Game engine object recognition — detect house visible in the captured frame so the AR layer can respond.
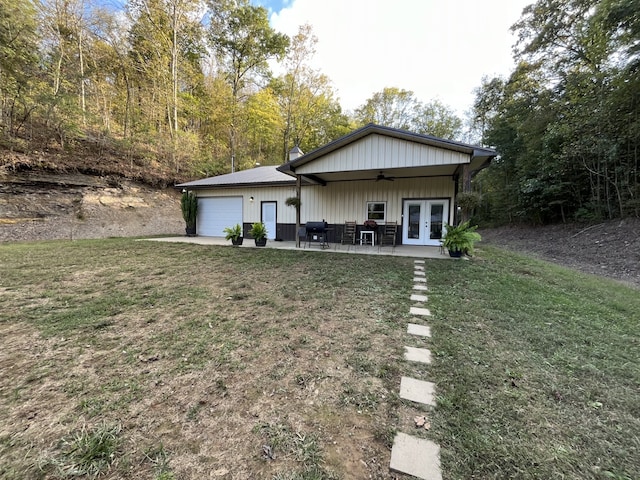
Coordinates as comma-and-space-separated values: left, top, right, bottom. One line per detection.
176, 124, 497, 246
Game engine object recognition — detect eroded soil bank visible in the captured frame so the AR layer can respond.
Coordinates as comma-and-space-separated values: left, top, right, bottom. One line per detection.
0, 170, 184, 242
480, 218, 640, 288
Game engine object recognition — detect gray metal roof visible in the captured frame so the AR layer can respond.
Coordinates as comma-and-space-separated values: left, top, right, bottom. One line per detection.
176, 166, 296, 189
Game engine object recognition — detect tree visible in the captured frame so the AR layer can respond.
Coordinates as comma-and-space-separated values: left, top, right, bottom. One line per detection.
206, 0, 288, 172
354, 87, 463, 139
38, 0, 92, 145
414, 100, 462, 139
473, 0, 640, 224
273, 24, 348, 161
126, 0, 205, 172
354, 87, 417, 130
471, 76, 506, 144
0, 0, 40, 137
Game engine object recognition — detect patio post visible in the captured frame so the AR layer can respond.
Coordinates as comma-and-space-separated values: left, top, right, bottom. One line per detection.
295, 174, 301, 248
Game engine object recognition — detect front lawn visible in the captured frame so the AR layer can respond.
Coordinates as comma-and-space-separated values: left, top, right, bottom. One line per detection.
0, 239, 637, 479
426, 247, 639, 480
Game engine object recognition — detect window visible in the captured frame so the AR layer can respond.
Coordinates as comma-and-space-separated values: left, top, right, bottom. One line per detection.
366, 202, 386, 222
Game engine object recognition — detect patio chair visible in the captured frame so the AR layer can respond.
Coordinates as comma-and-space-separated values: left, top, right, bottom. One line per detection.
298, 226, 308, 248
379, 221, 397, 249
341, 221, 357, 245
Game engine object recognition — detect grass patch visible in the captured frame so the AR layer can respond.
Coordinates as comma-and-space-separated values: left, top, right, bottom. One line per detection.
0, 239, 637, 479
48, 422, 122, 478
0, 238, 410, 479
424, 246, 639, 479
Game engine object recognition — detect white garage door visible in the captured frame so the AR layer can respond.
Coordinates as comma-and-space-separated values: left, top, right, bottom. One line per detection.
197, 197, 243, 237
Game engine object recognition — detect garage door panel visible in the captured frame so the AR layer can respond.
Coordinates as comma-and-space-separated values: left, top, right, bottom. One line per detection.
197, 197, 243, 237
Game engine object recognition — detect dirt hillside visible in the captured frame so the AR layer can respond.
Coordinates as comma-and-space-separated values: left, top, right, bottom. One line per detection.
0, 170, 184, 242
480, 218, 640, 288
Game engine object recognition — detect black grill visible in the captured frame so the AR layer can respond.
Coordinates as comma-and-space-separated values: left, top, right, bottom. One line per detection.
304, 221, 330, 248
305, 221, 328, 234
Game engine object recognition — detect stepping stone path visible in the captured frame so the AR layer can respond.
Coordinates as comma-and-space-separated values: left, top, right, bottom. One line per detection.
404, 346, 432, 364
410, 306, 431, 317
407, 323, 431, 337
400, 377, 436, 405
390, 433, 442, 480
390, 259, 442, 480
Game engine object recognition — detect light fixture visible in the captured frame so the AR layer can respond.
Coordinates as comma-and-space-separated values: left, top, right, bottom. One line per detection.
249, 196, 254, 202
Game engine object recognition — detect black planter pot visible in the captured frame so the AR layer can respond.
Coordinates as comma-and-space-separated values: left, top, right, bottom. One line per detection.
185, 225, 196, 237
254, 238, 267, 247
231, 237, 244, 246
448, 249, 463, 258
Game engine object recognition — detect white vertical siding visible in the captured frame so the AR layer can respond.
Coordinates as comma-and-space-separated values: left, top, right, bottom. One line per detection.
196, 175, 456, 228
297, 134, 469, 174
300, 177, 456, 224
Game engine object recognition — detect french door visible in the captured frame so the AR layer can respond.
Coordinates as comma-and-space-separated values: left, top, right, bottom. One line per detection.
402, 199, 450, 246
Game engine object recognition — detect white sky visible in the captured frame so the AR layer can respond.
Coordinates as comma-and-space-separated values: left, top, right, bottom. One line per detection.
265, 0, 532, 117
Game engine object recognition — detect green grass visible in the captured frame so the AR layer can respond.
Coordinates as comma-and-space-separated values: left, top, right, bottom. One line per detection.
424, 246, 639, 480
0, 238, 411, 479
48, 422, 122, 478
0, 238, 637, 479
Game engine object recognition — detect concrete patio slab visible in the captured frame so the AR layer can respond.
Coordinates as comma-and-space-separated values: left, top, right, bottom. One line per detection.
143, 237, 449, 259
407, 323, 431, 337
390, 432, 442, 480
400, 377, 436, 406
411, 294, 428, 302
410, 306, 431, 316
404, 346, 432, 364
413, 284, 428, 291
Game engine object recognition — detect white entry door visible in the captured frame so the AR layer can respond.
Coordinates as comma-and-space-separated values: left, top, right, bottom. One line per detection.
402, 199, 449, 246
261, 202, 277, 240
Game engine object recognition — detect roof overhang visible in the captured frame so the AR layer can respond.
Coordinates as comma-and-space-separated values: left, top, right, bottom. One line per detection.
277, 123, 497, 184
175, 180, 296, 190
176, 125, 498, 190
278, 124, 497, 183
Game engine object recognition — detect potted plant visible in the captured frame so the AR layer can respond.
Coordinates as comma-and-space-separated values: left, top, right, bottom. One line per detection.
180, 190, 197, 236
249, 222, 268, 246
223, 223, 243, 246
285, 196, 301, 210
363, 219, 378, 230
442, 221, 481, 257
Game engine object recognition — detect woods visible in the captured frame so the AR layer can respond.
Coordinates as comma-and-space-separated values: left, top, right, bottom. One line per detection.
0, 0, 353, 178
472, 0, 640, 223
1, 0, 638, 224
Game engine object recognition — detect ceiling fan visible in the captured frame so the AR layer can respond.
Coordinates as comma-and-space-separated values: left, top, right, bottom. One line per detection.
375, 171, 395, 182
